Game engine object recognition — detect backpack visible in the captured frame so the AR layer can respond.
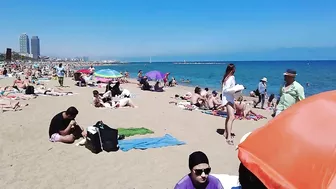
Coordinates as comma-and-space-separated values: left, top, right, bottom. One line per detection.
25, 86, 35, 94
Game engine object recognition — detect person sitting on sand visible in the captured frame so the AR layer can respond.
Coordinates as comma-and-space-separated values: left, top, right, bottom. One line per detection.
191, 87, 206, 108
111, 81, 122, 97
154, 81, 164, 92
140, 76, 152, 91
206, 91, 222, 110
168, 77, 177, 87
201, 87, 209, 97
93, 90, 136, 108
174, 151, 223, 189
49, 106, 86, 143
105, 81, 113, 93
235, 96, 258, 118
13, 76, 26, 89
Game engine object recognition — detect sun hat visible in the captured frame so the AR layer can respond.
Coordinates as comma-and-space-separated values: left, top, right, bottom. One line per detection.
236, 132, 252, 150
261, 77, 267, 82
283, 69, 297, 77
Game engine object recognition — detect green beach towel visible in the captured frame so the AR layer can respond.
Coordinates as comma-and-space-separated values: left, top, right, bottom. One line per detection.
118, 127, 154, 137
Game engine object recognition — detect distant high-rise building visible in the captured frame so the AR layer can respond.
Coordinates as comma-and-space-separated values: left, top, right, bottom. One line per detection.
31, 36, 40, 59
19, 33, 30, 54
83, 56, 89, 62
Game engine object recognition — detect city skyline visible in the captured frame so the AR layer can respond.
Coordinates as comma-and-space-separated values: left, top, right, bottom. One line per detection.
31, 36, 40, 59
1, 0, 336, 61
19, 33, 30, 54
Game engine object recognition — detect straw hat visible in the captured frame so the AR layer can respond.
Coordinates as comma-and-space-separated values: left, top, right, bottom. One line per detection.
261, 77, 267, 82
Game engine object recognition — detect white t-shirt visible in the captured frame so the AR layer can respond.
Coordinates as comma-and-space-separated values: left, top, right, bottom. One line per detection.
55, 66, 65, 77
89, 67, 95, 72
222, 76, 236, 105
258, 82, 267, 94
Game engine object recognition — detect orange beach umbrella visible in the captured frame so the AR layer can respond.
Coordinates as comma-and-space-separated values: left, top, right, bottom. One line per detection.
238, 90, 336, 189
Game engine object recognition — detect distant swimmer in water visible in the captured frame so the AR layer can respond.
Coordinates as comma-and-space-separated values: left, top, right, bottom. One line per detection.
306, 82, 310, 87
181, 78, 190, 83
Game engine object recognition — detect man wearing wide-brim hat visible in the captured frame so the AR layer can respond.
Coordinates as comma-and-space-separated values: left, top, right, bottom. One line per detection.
275, 69, 305, 116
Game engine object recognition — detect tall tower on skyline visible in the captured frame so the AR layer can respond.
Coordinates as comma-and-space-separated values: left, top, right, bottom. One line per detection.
19, 33, 30, 54
31, 36, 40, 59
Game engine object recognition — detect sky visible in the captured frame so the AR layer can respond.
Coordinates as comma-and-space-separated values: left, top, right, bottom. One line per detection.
1, 0, 336, 61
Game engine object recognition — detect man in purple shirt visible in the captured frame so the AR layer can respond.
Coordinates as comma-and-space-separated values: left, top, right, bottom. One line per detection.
175, 151, 224, 189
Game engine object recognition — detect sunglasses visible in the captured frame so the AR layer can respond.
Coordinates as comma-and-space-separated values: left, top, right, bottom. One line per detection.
193, 167, 211, 176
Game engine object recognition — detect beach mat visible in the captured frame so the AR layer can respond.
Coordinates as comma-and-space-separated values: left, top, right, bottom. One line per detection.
117, 127, 154, 137
118, 134, 185, 152
211, 174, 241, 189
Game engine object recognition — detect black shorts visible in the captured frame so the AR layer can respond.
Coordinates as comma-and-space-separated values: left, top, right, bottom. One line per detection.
194, 102, 201, 107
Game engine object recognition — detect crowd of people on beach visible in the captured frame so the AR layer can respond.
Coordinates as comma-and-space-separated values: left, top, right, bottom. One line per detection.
1, 60, 307, 188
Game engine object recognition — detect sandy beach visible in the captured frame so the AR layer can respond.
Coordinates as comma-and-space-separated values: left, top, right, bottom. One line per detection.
0, 77, 271, 189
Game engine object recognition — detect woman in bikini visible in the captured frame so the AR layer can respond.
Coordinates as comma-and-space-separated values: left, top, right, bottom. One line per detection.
221, 64, 237, 145
235, 96, 258, 118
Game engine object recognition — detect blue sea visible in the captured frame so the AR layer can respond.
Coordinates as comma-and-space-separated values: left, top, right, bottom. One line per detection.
96, 60, 336, 97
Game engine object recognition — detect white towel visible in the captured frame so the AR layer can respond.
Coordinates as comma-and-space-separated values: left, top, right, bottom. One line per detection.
211, 174, 240, 189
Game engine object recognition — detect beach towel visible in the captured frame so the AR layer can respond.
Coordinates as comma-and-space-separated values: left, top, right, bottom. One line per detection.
201, 110, 228, 118
202, 110, 266, 121
235, 114, 266, 121
118, 134, 185, 152
117, 127, 154, 137
211, 174, 241, 189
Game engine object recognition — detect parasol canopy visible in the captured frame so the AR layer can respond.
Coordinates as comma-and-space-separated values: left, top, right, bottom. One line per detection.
145, 70, 165, 81
94, 69, 122, 78
76, 69, 91, 74
238, 90, 336, 189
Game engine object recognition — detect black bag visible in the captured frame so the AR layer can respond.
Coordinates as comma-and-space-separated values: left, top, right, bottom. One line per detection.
85, 126, 103, 154
25, 86, 35, 94
254, 88, 260, 96
94, 121, 119, 152
95, 121, 119, 152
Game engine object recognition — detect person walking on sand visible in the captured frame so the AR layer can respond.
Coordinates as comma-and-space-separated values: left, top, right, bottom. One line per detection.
55, 63, 65, 87
254, 77, 267, 109
275, 69, 305, 116
221, 63, 238, 145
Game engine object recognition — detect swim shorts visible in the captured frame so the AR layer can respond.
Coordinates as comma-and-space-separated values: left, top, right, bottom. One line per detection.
50, 133, 61, 142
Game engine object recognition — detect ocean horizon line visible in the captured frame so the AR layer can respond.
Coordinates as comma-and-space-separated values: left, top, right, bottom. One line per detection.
125, 60, 336, 63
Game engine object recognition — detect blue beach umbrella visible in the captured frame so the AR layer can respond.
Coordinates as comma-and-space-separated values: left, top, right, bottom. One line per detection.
94, 69, 123, 78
